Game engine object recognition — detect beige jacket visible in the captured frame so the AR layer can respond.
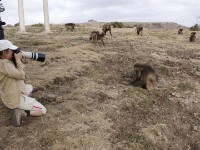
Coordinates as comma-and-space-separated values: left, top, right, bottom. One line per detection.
0, 59, 26, 109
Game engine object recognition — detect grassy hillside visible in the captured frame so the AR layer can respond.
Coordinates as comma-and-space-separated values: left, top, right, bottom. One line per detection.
0, 23, 200, 150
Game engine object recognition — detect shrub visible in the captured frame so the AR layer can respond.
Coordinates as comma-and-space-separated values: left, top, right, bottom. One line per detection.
31, 23, 44, 27
111, 22, 124, 28
14, 22, 19, 27
190, 24, 199, 31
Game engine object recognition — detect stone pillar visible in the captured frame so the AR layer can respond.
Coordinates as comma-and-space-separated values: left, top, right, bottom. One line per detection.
18, 0, 26, 32
43, 0, 51, 33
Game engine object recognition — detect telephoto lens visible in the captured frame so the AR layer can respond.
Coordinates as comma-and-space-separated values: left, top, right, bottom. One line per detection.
22, 51, 45, 62
13, 48, 45, 62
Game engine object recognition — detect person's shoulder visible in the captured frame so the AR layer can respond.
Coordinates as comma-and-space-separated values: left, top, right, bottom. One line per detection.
0, 59, 12, 64
0, 59, 10, 69
0, 59, 10, 62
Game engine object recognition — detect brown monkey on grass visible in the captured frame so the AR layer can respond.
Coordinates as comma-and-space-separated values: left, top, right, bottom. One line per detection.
89, 31, 106, 46
102, 24, 112, 36
189, 32, 196, 42
136, 26, 143, 36
65, 23, 76, 31
191, 32, 196, 36
132, 63, 158, 90
178, 29, 183, 35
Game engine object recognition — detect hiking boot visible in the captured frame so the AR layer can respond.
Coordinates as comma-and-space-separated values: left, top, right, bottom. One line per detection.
11, 109, 27, 127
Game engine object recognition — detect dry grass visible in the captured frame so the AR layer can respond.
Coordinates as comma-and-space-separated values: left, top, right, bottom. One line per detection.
0, 23, 200, 150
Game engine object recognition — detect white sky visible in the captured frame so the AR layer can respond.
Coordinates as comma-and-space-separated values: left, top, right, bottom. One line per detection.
1, 0, 200, 27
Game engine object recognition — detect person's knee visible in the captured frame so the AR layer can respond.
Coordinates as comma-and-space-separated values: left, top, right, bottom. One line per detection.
42, 107, 47, 115
23, 84, 33, 96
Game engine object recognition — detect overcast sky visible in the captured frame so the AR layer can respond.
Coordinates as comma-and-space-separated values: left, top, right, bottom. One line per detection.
1, 0, 200, 27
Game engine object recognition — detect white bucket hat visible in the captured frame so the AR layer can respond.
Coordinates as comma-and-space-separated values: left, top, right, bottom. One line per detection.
0, 40, 18, 51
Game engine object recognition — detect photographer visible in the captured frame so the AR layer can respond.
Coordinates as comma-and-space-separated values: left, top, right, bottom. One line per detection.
0, 40, 47, 127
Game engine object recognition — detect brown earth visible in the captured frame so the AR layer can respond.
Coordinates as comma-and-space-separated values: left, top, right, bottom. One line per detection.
0, 23, 200, 150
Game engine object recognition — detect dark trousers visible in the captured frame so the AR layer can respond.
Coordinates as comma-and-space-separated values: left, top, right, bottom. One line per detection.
0, 27, 4, 40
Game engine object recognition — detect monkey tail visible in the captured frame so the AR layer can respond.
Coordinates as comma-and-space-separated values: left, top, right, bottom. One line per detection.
146, 73, 157, 91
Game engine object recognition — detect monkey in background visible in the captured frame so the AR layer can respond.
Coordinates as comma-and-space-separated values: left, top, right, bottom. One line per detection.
132, 63, 158, 91
89, 31, 106, 46
65, 23, 76, 31
102, 24, 112, 36
178, 29, 183, 35
136, 26, 143, 36
189, 32, 196, 42
191, 32, 196, 35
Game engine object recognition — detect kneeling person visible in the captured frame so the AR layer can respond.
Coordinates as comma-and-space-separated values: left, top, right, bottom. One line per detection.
0, 40, 47, 127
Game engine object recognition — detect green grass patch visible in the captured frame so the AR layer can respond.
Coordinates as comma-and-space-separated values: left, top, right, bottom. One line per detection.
122, 58, 133, 65
86, 68, 104, 78
139, 96, 154, 109
159, 66, 169, 76
128, 87, 141, 95
177, 82, 194, 91
115, 131, 157, 149
32, 40, 44, 46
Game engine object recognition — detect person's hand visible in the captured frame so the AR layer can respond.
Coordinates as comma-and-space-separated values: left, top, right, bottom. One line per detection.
14, 52, 23, 61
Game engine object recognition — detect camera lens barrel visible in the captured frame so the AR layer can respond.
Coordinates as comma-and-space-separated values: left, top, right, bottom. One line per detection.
37, 53, 45, 62
22, 51, 45, 62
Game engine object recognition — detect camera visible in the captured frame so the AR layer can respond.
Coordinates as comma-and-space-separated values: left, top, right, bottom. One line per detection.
14, 48, 45, 62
